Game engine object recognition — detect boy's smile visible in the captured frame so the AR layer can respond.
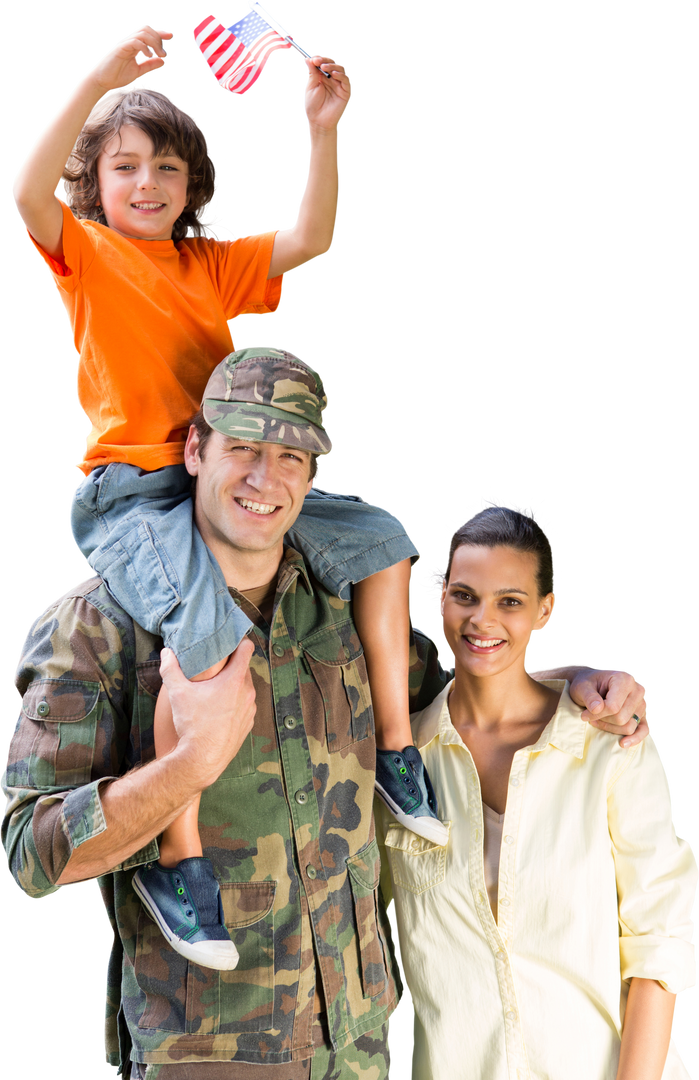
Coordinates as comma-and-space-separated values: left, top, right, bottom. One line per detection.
96, 124, 189, 241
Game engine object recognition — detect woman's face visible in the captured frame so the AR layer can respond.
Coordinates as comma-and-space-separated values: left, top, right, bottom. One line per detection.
441, 545, 554, 679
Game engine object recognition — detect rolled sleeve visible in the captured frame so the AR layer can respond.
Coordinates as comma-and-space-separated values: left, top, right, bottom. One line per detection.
609, 740, 697, 993
3, 778, 110, 896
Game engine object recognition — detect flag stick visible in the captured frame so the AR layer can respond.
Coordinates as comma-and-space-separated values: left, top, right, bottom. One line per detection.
246, 0, 332, 75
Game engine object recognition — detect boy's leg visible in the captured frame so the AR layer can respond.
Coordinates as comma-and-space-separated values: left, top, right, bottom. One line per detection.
153, 658, 228, 868
353, 561, 412, 752
288, 490, 447, 843
71, 462, 253, 677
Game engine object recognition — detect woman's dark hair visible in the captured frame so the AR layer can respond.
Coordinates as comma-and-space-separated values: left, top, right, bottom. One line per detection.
63, 89, 215, 243
445, 507, 553, 597
188, 408, 319, 479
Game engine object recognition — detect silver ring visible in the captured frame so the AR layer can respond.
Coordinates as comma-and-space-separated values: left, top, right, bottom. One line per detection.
631, 713, 640, 727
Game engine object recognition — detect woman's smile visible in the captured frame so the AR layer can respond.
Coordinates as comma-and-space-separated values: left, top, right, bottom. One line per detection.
463, 635, 507, 653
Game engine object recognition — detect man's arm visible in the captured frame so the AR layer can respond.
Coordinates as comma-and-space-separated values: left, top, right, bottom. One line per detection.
58, 646, 256, 883
533, 666, 648, 747
13, 26, 171, 258
3, 591, 255, 895
267, 57, 351, 278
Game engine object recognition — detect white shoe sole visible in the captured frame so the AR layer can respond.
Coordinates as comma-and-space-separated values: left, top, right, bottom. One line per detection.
375, 783, 450, 846
133, 872, 240, 971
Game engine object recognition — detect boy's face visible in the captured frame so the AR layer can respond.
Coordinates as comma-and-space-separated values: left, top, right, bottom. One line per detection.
96, 125, 189, 241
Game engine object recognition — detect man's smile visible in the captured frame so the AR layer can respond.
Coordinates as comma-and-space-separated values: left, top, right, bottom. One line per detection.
235, 497, 279, 516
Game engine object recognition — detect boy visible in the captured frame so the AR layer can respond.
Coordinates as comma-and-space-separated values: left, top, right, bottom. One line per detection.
14, 26, 445, 968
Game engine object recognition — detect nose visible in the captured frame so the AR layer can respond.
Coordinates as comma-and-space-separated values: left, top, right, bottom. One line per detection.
469, 601, 495, 629
136, 164, 160, 190
245, 454, 278, 495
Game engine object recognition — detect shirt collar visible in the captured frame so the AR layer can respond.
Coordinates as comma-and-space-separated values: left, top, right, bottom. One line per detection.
412, 678, 586, 759
227, 546, 313, 615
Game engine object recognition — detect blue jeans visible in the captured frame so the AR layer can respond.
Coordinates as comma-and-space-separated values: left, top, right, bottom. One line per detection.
71, 464, 417, 678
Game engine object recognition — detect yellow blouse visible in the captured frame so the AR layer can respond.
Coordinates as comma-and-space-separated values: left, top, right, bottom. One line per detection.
377, 681, 696, 1080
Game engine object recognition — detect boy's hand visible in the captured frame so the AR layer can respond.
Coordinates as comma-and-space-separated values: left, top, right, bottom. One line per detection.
304, 57, 351, 132
90, 27, 173, 93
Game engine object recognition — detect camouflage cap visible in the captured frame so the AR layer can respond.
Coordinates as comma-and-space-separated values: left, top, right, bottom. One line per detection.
202, 348, 332, 455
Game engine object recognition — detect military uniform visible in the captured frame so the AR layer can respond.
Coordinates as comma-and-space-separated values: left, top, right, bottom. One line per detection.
3, 558, 447, 1075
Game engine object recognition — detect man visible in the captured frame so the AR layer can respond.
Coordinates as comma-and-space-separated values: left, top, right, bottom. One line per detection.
2, 348, 646, 1079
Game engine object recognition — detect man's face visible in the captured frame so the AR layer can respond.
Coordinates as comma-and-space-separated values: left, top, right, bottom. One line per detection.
184, 429, 313, 563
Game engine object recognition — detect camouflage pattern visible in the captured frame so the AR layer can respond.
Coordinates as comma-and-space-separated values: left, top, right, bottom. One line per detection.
3, 558, 448, 1072
202, 348, 332, 455
130, 1022, 389, 1077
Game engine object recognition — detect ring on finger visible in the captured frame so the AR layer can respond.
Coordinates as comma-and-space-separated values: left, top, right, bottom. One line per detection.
631, 713, 640, 728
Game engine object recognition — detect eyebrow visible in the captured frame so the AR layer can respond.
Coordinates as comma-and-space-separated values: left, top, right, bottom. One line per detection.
222, 438, 308, 458
107, 150, 184, 160
449, 581, 529, 596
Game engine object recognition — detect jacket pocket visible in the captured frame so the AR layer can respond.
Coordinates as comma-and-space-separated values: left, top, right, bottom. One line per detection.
346, 838, 387, 998
218, 881, 276, 1033
302, 623, 373, 751
10, 678, 101, 788
383, 822, 451, 895
135, 881, 277, 1036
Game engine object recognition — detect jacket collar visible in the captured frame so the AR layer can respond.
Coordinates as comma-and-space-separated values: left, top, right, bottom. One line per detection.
413, 678, 586, 759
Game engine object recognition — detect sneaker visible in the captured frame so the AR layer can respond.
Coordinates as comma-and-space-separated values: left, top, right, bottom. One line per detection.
375, 746, 449, 846
133, 857, 239, 970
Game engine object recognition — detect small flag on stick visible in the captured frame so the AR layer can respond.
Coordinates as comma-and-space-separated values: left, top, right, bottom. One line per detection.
191, 3, 328, 96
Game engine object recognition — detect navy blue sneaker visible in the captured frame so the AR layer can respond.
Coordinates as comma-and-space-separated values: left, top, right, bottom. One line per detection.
375, 746, 449, 845
133, 857, 239, 970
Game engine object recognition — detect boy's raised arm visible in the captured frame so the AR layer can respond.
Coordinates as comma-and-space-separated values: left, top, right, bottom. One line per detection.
13, 26, 171, 260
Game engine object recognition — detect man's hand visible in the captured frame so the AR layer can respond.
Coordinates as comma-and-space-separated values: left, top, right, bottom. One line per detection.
569, 668, 648, 747
161, 639, 257, 788
304, 57, 351, 132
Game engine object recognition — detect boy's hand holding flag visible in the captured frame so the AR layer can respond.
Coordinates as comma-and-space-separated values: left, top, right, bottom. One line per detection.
194, 3, 336, 94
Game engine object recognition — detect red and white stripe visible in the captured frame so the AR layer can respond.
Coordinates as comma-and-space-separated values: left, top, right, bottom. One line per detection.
194, 15, 292, 95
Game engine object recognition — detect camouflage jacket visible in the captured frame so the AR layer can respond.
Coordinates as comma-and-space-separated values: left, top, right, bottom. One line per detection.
2, 547, 448, 1071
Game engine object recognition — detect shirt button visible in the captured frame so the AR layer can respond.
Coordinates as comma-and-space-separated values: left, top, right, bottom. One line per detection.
500, 898, 510, 907
295, 790, 308, 805
306, 865, 317, 879
510, 777, 520, 787
272, 644, 284, 657
284, 715, 297, 729
496, 950, 505, 959
506, 1010, 517, 1021
37, 701, 50, 717
343, 646, 351, 659
504, 835, 514, 845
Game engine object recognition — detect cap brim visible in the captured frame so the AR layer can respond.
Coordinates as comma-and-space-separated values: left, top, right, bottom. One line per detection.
202, 400, 332, 455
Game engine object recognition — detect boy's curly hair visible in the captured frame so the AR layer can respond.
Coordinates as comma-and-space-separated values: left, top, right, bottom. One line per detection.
63, 89, 215, 243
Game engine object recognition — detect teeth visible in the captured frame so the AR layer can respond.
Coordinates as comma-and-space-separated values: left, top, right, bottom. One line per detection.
466, 636, 505, 648
132, 202, 164, 209
236, 498, 276, 515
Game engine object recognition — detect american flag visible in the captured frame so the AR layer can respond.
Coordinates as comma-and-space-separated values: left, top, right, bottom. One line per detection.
194, 10, 292, 94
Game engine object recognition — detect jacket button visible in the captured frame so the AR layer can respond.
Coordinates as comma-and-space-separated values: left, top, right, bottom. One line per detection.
343, 646, 351, 659
37, 701, 50, 717
272, 644, 284, 657
284, 715, 297, 729
295, 790, 308, 805
306, 865, 317, 879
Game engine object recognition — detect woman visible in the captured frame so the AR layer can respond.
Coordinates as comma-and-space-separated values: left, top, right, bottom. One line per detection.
377, 508, 696, 1080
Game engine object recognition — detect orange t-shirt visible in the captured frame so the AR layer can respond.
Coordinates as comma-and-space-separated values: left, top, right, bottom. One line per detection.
34, 201, 282, 474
